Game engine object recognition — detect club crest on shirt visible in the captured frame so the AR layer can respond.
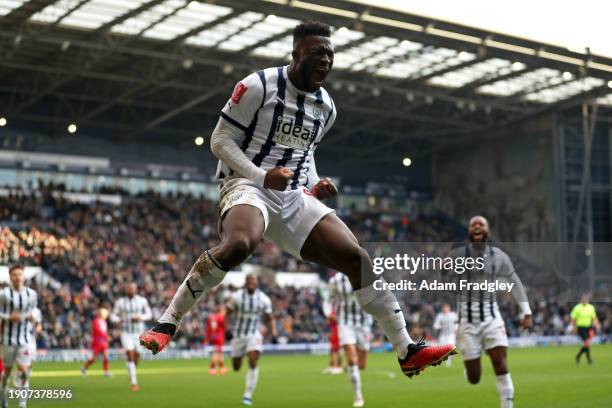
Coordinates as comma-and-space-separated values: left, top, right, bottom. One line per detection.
312, 105, 324, 122
231, 82, 248, 104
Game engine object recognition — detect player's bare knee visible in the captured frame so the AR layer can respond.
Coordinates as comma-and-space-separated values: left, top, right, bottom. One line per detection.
218, 235, 257, 267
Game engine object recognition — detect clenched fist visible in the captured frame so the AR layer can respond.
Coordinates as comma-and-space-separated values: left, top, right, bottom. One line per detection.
311, 178, 338, 200
264, 166, 294, 191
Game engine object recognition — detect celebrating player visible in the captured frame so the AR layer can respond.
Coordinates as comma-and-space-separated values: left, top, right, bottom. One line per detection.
325, 272, 372, 407
205, 304, 228, 375
570, 294, 600, 365
226, 275, 277, 406
433, 304, 457, 367
81, 307, 112, 377
111, 283, 152, 391
140, 20, 455, 379
0, 264, 39, 408
452, 216, 532, 408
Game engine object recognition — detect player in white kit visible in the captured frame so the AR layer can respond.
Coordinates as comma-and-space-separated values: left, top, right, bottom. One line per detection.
111, 283, 152, 391
325, 272, 372, 407
0, 264, 40, 408
141, 20, 455, 380
433, 304, 457, 367
451, 216, 532, 408
226, 275, 277, 406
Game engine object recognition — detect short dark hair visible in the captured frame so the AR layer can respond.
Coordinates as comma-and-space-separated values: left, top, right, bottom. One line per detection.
293, 20, 331, 44
9, 264, 24, 275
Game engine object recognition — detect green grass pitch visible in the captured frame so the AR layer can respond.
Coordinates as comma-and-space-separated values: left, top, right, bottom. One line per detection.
24, 345, 611, 408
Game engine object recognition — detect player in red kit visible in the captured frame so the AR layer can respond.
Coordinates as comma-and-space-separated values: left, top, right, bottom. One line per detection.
323, 309, 343, 374
205, 305, 228, 375
82, 308, 112, 377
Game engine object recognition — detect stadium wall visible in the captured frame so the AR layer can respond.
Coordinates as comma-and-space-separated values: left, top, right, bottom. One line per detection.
431, 116, 558, 241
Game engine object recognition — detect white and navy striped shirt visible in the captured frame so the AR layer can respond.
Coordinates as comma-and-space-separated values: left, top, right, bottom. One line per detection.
450, 244, 531, 323
228, 288, 272, 339
112, 295, 152, 334
328, 274, 372, 329
219, 65, 336, 190
0, 286, 38, 347
433, 311, 458, 338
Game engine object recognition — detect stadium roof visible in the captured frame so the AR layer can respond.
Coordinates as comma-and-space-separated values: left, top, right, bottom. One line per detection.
1, 0, 612, 164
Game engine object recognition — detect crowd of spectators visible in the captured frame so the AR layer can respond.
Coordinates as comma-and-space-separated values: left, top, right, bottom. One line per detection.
1, 184, 610, 350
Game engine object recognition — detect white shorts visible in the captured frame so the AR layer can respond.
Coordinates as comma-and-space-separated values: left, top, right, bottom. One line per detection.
2, 344, 35, 367
231, 334, 263, 358
338, 324, 371, 351
456, 317, 508, 361
219, 177, 334, 259
121, 332, 143, 353
439, 334, 456, 346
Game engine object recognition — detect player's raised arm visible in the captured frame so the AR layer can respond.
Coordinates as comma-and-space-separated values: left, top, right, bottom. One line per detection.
212, 75, 293, 190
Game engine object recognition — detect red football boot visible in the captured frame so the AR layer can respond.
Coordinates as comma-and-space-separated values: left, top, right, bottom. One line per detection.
139, 323, 176, 355
398, 337, 457, 378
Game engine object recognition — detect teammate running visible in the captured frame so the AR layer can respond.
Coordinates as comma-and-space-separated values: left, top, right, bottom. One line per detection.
433, 304, 457, 367
140, 20, 455, 379
570, 295, 600, 365
111, 283, 152, 391
325, 272, 372, 407
205, 304, 228, 375
0, 264, 39, 408
226, 275, 277, 406
81, 307, 112, 377
452, 216, 532, 408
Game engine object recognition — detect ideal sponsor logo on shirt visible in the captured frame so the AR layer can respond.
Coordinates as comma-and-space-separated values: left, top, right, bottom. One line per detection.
272, 117, 315, 150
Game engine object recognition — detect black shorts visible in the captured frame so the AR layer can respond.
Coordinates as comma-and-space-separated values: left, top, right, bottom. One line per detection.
577, 326, 592, 341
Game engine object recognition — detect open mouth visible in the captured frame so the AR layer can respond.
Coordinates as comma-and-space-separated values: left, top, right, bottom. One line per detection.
313, 68, 328, 84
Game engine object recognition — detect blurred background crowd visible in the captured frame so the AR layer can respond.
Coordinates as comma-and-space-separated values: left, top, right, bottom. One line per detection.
1, 184, 610, 350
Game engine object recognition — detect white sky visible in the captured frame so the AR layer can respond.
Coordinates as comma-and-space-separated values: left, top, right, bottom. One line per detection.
349, 0, 612, 58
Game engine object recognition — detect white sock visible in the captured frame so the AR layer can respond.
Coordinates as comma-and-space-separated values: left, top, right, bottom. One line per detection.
127, 362, 137, 385
17, 370, 30, 408
244, 367, 259, 399
348, 364, 362, 401
496, 373, 514, 408
158, 251, 227, 326
354, 281, 413, 359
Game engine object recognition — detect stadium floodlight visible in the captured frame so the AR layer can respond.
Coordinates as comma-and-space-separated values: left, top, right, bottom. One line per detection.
68, 124, 77, 134
0, 117, 6, 127
402, 157, 412, 167
195, 136, 205, 146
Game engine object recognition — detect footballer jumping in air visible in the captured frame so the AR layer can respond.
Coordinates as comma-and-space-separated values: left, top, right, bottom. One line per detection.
0, 264, 40, 408
324, 272, 373, 407
140, 20, 455, 379
81, 307, 112, 378
226, 275, 277, 406
451, 216, 532, 408
111, 283, 152, 391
